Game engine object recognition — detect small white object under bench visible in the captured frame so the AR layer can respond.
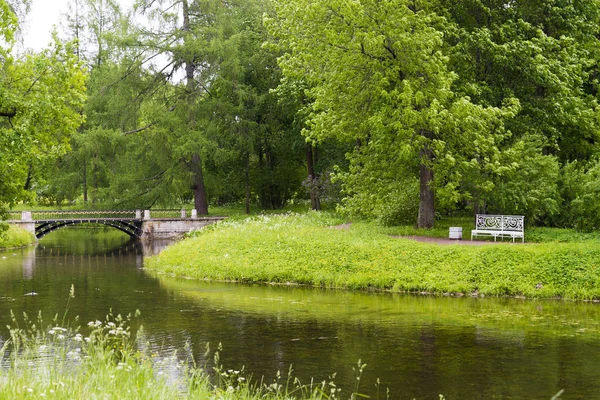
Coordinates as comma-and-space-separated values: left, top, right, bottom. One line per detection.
471, 214, 525, 243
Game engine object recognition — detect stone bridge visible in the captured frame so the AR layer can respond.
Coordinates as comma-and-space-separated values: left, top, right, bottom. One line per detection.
7, 210, 224, 240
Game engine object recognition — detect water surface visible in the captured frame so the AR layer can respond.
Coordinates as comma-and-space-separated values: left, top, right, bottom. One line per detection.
0, 228, 599, 399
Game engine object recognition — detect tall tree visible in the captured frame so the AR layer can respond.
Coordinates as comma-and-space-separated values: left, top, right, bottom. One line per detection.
435, 0, 600, 220
268, 0, 516, 227
130, 0, 307, 213
0, 0, 86, 211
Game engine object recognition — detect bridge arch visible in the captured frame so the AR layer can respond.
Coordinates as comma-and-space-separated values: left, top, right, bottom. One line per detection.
35, 220, 143, 239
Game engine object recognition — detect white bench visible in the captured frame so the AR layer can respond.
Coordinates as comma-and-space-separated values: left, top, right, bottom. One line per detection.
471, 214, 524, 242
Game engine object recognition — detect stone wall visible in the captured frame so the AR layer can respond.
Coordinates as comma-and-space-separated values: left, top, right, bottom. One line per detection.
140, 217, 225, 239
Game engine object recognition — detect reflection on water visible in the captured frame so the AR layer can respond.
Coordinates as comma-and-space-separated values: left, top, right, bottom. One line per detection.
0, 227, 599, 398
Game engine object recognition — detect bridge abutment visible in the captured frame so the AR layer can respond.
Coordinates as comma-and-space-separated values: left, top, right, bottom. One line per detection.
140, 217, 224, 239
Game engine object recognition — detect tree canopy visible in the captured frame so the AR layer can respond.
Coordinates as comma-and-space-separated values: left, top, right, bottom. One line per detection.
0, 0, 86, 211
5, 0, 600, 230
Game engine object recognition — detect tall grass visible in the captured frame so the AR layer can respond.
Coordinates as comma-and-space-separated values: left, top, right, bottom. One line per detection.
0, 307, 374, 400
145, 212, 600, 300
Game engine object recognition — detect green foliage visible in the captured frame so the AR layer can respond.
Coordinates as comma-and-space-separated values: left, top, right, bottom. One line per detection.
437, 0, 600, 221
0, 3, 86, 210
525, 227, 600, 243
568, 159, 600, 231
0, 225, 35, 249
267, 0, 519, 227
147, 213, 600, 300
443, 0, 600, 162
484, 135, 561, 222
339, 172, 420, 226
10, 0, 600, 230
39, 0, 310, 212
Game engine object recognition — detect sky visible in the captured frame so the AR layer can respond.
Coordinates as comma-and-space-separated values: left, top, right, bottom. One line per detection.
21, 0, 135, 52
22, 0, 72, 51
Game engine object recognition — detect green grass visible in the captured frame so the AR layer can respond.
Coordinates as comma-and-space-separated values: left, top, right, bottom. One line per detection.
379, 217, 600, 243
0, 310, 366, 400
145, 212, 600, 300
0, 225, 36, 250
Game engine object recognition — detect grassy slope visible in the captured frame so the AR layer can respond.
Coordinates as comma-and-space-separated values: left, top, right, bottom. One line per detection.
145, 212, 600, 300
0, 225, 36, 249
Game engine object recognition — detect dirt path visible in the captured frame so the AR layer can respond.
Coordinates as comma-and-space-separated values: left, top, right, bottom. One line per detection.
332, 223, 524, 244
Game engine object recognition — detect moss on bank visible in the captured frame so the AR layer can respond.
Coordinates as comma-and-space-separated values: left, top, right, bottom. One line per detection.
0, 225, 36, 249
145, 212, 600, 300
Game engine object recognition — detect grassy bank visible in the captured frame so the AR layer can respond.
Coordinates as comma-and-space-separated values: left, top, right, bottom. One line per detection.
0, 225, 36, 250
145, 212, 600, 300
0, 312, 363, 400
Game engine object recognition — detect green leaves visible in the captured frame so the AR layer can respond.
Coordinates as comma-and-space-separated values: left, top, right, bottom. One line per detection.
0, 0, 17, 45
0, 25, 86, 209
269, 0, 517, 225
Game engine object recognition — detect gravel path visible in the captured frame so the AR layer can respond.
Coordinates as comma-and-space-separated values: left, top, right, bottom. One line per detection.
332, 223, 525, 244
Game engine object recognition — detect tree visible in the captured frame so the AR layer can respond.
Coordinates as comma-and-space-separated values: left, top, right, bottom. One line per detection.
268, 0, 516, 227
129, 0, 307, 213
434, 0, 600, 221
37, 0, 147, 207
0, 0, 86, 211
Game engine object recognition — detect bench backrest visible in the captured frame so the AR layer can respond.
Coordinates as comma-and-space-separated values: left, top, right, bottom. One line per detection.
475, 214, 524, 232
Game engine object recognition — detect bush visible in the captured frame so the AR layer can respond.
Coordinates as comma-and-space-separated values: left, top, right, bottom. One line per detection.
0, 225, 35, 249
551, 158, 600, 232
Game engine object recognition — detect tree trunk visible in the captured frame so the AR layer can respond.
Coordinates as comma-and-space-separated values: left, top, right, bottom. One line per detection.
191, 153, 209, 215
23, 163, 33, 191
474, 198, 486, 216
245, 151, 250, 214
306, 143, 321, 211
92, 156, 98, 206
183, 0, 209, 215
417, 131, 434, 228
82, 161, 88, 204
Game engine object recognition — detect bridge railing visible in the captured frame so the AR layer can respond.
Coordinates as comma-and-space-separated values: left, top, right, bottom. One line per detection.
6, 211, 23, 221
5, 209, 199, 221
31, 210, 140, 221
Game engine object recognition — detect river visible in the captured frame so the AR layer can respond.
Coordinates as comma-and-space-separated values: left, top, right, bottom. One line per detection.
1, 228, 599, 399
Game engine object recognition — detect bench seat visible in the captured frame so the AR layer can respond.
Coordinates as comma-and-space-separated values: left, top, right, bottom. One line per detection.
471, 215, 524, 243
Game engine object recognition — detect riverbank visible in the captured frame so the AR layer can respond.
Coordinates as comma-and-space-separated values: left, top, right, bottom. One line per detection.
145, 212, 600, 300
1, 313, 351, 399
0, 225, 36, 250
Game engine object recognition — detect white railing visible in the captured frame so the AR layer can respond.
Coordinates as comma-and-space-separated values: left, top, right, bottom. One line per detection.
5, 209, 201, 221
471, 214, 525, 242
